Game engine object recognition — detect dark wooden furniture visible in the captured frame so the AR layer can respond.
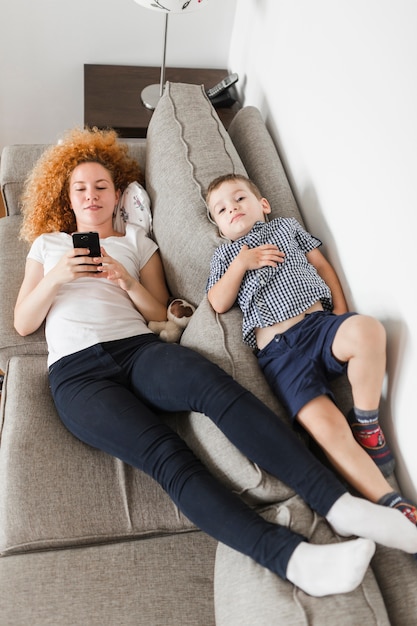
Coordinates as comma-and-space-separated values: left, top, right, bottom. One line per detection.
84, 64, 240, 138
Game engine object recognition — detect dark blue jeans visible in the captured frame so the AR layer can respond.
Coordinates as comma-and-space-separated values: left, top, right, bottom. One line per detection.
49, 334, 346, 580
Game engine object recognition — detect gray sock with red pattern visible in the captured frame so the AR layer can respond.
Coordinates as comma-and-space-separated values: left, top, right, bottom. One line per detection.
347, 408, 395, 476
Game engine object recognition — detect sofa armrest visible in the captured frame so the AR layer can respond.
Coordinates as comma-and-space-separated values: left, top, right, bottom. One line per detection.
0, 216, 47, 372
0, 145, 49, 216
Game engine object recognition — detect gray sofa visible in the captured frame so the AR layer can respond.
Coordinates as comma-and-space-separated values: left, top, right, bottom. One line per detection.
1, 82, 416, 625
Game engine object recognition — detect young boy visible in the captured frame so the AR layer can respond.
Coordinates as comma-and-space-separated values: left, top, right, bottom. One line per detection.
206, 173, 417, 525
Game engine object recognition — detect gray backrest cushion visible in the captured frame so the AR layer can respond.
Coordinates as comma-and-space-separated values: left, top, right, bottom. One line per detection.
146, 82, 247, 307
227, 106, 303, 223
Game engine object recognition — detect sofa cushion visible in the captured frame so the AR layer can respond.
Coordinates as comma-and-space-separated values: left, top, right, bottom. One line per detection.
0, 532, 217, 626
0, 355, 195, 555
214, 501, 391, 626
146, 82, 247, 307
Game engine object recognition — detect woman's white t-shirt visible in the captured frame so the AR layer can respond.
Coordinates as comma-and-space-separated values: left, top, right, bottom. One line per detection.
28, 224, 158, 366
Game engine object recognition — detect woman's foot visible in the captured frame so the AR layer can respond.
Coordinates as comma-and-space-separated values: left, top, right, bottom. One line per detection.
326, 493, 417, 553
286, 538, 375, 597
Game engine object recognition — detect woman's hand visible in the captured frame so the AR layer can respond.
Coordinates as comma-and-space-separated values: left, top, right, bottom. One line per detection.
96, 246, 134, 291
98, 247, 169, 323
55, 247, 104, 283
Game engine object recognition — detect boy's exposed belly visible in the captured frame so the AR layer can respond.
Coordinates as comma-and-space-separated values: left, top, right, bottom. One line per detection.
255, 301, 324, 350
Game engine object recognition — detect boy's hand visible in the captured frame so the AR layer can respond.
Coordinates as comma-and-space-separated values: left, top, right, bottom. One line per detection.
208, 244, 285, 314
238, 244, 285, 271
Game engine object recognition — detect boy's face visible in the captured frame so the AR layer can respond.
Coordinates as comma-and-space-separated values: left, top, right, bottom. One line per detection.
208, 180, 271, 241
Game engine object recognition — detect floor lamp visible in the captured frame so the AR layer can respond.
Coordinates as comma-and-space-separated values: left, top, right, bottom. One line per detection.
133, 0, 208, 110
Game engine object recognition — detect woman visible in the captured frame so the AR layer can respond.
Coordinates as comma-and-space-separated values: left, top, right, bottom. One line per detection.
14, 127, 417, 598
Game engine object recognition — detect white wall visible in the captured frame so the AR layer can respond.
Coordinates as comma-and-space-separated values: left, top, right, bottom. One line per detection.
230, 0, 417, 500
0, 0, 236, 150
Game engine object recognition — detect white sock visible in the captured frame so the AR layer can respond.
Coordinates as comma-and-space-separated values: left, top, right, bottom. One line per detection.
286, 538, 375, 597
327, 492, 417, 553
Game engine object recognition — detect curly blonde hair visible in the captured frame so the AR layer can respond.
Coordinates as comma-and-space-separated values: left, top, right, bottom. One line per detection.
20, 127, 143, 243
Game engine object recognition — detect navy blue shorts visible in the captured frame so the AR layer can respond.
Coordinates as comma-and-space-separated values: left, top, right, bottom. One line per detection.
256, 311, 356, 419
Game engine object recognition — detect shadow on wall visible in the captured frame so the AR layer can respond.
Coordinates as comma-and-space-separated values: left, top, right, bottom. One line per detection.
298, 183, 354, 308
252, 95, 353, 308
381, 317, 414, 494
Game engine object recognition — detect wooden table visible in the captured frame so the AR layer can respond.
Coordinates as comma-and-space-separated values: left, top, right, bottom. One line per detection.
84, 64, 240, 138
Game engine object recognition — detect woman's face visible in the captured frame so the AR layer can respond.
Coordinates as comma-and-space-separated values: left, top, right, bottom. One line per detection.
69, 162, 120, 232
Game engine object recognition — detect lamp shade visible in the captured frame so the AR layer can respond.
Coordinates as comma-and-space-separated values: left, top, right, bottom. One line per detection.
133, 0, 207, 13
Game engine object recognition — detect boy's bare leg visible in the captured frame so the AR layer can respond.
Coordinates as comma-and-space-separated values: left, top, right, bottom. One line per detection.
298, 396, 417, 528
297, 395, 391, 501
332, 314, 386, 410
296, 397, 417, 550
332, 314, 395, 474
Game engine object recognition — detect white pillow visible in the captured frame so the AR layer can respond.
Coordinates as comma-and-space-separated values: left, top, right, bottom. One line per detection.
113, 181, 153, 236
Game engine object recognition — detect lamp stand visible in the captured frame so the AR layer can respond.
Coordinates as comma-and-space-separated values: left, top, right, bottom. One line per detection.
141, 13, 168, 110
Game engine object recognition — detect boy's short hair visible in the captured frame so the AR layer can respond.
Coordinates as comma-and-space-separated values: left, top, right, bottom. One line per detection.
206, 174, 263, 211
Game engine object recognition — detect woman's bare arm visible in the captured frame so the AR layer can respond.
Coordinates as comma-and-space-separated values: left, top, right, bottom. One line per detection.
15, 246, 113, 336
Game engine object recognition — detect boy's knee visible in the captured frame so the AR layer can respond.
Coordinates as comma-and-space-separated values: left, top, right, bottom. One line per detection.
359, 316, 386, 347
346, 315, 386, 349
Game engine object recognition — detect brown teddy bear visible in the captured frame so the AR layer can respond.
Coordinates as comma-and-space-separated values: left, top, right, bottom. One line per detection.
148, 298, 195, 343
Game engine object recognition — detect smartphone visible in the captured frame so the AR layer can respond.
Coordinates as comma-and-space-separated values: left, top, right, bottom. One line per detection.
72, 231, 101, 257
72, 231, 101, 270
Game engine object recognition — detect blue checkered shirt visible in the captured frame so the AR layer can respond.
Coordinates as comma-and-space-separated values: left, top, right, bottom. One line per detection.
206, 218, 333, 348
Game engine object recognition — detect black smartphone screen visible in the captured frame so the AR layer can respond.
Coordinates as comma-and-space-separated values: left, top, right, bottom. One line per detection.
72, 231, 101, 257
